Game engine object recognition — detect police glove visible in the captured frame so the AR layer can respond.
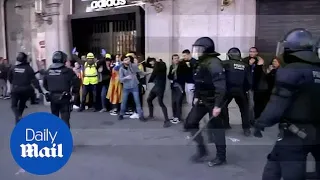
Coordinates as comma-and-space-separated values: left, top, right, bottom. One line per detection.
44, 93, 51, 102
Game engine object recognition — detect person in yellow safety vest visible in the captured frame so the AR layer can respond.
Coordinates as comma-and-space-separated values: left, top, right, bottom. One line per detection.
79, 52, 99, 112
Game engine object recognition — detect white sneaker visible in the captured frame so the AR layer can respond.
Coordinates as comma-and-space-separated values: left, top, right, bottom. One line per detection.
130, 113, 139, 119
170, 117, 180, 124
73, 105, 80, 109
110, 110, 118, 116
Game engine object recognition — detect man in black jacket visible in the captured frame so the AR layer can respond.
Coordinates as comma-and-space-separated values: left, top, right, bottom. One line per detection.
147, 58, 171, 128
168, 54, 185, 123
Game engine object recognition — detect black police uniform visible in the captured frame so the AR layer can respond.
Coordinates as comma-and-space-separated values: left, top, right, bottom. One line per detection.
43, 51, 80, 128
184, 37, 227, 166
254, 28, 320, 180
222, 47, 252, 136
8, 52, 43, 124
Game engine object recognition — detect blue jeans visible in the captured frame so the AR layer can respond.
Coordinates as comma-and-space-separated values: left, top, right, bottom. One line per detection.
120, 86, 143, 117
101, 84, 109, 109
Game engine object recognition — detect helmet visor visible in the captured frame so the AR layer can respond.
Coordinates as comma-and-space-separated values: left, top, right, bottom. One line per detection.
192, 46, 205, 60
317, 47, 320, 59
276, 41, 285, 57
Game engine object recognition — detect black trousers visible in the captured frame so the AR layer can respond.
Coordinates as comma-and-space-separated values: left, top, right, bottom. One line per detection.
171, 87, 184, 120
262, 128, 319, 180
147, 86, 169, 121
221, 91, 250, 129
254, 90, 269, 119
185, 102, 226, 160
11, 89, 32, 124
50, 93, 71, 128
81, 84, 97, 110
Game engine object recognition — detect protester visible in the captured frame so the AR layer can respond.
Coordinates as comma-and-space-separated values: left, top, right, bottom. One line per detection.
168, 54, 184, 124
265, 57, 281, 101
107, 54, 122, 115
72, 62, 82, 109
118, 56, 146, 121
98, 54, 112, 112
0, 58, 10, 99
181, 49, 197, 105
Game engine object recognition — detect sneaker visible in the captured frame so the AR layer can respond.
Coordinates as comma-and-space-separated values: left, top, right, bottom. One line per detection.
85, 106, 89, 110
3, 96, 10, 100
110, 111, 118, 116
109, 109, 117, 113
170, 117, 181, 124
130, 113, 139, 119
73, 105, 80, 110
118, 115, 124, 120
99, 108, 107, 113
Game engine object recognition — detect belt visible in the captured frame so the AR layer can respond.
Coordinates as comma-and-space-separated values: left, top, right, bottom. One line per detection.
279, 122, 308, 140
84, 75, 98, 77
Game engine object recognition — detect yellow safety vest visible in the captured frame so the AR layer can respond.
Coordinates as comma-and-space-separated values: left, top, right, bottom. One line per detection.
83, 62, 98, 85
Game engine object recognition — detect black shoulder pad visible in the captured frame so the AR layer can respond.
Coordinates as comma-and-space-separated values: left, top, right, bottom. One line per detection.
275, 66, 304, 87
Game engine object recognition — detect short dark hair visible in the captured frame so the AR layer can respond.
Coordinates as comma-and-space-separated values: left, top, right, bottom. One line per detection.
172, 54, 179, 59
182, 49, 191, 54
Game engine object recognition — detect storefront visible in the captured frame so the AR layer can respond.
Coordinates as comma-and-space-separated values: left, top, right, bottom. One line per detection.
1, 0, 258, 66
255, 0, 320, 58
69, 0, 145, 57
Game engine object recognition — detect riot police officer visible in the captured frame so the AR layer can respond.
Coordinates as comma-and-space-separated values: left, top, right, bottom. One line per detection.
253, 28, 320, 180
8, 52, 43, 124
184, 37, 227, 166
222, 47, 252, 136
43, 51, 80, 128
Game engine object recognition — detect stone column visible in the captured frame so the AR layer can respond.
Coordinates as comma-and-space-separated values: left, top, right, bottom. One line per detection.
0, 0, 6, 57
45, 0, 61, 68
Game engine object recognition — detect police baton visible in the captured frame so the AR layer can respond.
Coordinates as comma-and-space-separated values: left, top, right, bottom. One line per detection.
186, 100, 227, 145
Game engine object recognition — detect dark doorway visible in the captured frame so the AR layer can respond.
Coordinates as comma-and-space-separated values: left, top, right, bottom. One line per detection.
69, 6, 145, 57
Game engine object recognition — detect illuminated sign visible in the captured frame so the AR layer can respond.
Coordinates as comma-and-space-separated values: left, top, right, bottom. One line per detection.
90, 0, 127, 9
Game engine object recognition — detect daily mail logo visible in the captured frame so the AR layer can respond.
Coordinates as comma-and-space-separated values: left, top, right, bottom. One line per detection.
20, 129, 63, 158
10, 112, 73, 175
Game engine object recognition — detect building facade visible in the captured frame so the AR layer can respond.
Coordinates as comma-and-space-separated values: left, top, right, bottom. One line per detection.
0, 0, 320, 69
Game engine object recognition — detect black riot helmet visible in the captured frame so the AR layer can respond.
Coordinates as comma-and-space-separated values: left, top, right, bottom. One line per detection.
277, 28, 319, 63
192, 37, 219, 59
16, 52, 28, 64
52, 51, 67, 64
227, 47, 241, 60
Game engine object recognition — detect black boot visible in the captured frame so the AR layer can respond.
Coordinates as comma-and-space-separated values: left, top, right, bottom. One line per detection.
118, 115, 124, 120
208, 157, 226, 167
190, 145, 208, 163
243, 129, 251, 137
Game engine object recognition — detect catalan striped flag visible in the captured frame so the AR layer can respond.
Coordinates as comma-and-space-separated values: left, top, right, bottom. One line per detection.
107, 68, 122, 104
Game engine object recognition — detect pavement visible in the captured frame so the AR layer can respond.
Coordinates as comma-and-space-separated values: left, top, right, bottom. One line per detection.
0, 99, 316, 180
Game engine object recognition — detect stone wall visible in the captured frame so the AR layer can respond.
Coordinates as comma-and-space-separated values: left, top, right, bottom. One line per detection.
145, 0, 256, 64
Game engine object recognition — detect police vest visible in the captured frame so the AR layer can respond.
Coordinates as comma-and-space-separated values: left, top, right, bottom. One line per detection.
83, 62, 98, 85
193, 58, 216, 98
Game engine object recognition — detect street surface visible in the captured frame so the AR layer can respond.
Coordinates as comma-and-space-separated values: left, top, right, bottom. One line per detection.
0, 100, 315, 180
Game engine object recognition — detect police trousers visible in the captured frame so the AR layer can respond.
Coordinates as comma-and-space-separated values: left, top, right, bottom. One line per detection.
11, 88, 33, 124
221, 91, 250, 129
185, 102, 226, 159
262, 129, 320, 180
50, 93, 71, 128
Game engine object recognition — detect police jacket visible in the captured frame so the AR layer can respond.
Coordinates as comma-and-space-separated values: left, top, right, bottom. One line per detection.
193, 55, 226, 107
255, 61, 320, 128
43, 64, 80, 94
8, 62, 42, 93
223, 59, 252, 92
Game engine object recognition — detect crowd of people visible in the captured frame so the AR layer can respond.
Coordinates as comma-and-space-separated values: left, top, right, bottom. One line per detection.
59, 47, 282, 131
